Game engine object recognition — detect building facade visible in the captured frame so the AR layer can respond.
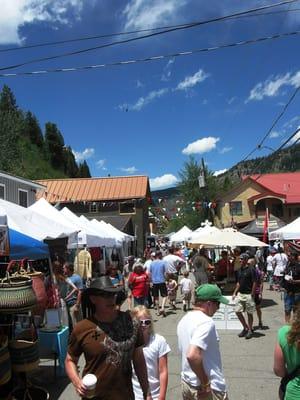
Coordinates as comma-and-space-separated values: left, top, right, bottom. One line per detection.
36, 176, 151, 256
0, 170, 45, 207
217, 172, 300, 228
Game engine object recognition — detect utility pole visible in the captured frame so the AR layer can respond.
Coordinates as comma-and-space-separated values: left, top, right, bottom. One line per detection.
198, 158, 211, 223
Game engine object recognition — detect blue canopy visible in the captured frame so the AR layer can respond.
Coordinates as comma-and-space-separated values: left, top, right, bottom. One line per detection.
9, 228, 49, 260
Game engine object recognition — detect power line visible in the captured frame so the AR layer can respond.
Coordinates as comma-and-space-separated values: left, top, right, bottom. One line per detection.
252, 127, 300, 179
257, 86, 300, 149
239, 85, 300, 167
0, 0, 298, 71
0, 29, 299, 78
1, 5, 300, 54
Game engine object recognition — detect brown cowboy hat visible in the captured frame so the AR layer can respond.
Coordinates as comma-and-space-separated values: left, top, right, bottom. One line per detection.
85, 276, 123, 295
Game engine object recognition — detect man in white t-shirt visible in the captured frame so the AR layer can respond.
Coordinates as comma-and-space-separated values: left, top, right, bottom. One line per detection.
273, 249, 288, 276
177, 284, 229, 400
163, 247, 185, 278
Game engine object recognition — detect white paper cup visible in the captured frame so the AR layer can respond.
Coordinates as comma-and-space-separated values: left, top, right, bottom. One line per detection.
82, 374, 97, 399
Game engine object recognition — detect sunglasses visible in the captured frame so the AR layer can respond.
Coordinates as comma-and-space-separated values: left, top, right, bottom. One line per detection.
140, 319, 151, 326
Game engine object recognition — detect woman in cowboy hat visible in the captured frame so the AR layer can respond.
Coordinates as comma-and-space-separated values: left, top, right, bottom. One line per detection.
65, 276, 152, 400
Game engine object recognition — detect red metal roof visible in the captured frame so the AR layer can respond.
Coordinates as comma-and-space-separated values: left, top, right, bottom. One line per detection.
36, 176, 150, 203
244, 172, 300, 204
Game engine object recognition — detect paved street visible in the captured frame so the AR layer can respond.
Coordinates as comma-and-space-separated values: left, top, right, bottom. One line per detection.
35, 288, 284, 399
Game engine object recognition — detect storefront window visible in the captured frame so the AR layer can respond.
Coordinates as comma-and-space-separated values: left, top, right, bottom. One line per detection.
0, 184, 5, 199
89, 203, 98, 213
119, 201, 136, 215
229, 201, 243, 216
18, 189, 28, 207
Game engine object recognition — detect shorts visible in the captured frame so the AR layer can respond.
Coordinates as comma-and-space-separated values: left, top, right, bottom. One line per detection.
181, 380, 229, 400
235, 293, 255, 314
152, 282, 168, 298
182, 291, 192, 301
254, 294, 262, 306
284, 292, 300, 313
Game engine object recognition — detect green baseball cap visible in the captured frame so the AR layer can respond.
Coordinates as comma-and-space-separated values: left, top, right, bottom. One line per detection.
195, 284, 229, 305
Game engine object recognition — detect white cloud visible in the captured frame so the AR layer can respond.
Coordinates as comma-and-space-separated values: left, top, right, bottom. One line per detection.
119, 67, 210, 111
269, 131, 281, 138
219, 146, 233, 154
123, 88, 169, 111
161, 59, 175, 82
247, 70, 300, 102
176, 69, 209, 91
136, 79, 144, 88
150, 174, 178, 189
73, 147, 95, 162
123, 0, 186, 30
227, 97, 236, 105
282, 115, 300, 130
0, 0, 84, 44
182, 137, 220, 155
213, 169, 228, 176
120, 166, 138, 174
96, 159, 107, 170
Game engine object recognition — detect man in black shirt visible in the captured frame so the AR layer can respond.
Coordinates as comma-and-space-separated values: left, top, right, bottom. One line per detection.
232, 253, 257, 339
282, 251, 300, 323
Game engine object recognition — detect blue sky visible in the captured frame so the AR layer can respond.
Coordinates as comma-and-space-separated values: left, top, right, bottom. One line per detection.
1, 0, 300, 189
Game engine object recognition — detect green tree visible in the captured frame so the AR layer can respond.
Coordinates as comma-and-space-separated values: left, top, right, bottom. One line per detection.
0, 85, 23, 174
23, 111, 44, 148
78, 160, 91, 177
177, 156, 202, 203
63, 146, 79, 177
222, 175, 232, 193
44, 122, 65, 169
177, 156, 217, 221
0, 85, 17, 113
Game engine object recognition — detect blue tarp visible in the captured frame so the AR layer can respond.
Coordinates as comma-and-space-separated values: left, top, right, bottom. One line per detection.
9, 228, 49, 260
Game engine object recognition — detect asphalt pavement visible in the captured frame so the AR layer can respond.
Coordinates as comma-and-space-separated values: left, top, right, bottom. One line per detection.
33, 287, 284, 400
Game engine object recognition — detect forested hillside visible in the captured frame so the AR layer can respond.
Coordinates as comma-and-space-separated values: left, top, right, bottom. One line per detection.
215, 141, 300, 187
0, 85, 91, 180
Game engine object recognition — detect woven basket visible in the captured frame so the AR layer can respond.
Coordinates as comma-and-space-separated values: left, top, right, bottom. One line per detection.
0, 274, 37, 314
9, 339, 39, 373
12, 386, 49, 400
0, 336, 11, 386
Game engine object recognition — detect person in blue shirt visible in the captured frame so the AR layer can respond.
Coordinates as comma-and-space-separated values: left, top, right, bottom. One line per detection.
149, 251, 168, 317
63, 262, 84, 331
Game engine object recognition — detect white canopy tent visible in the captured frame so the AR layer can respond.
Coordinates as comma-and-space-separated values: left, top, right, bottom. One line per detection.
187, 225, 220, 242
189, 227, 268, 248
0, 198, 77, 243
90, 219, 133, 244
60, 207, 116, 247
169, 226, 192, 243
79, 215, 122, 246
269, 217, 300, 240
30, 198, 104, 249
0, 213, 7, 226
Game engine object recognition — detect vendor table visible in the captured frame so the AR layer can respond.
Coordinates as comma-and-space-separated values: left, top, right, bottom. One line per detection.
38, 326, 69, 377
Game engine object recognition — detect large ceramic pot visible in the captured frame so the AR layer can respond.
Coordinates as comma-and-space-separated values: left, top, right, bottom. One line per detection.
28, 271, 47, 317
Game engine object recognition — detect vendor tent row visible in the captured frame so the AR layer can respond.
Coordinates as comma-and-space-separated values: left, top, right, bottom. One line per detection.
0, 198, 134, 259
170, 216, 300, 247
169, 224, 268, 247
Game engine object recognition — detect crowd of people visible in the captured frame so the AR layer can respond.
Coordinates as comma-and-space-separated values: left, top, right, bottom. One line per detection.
48, 242, 300, 400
